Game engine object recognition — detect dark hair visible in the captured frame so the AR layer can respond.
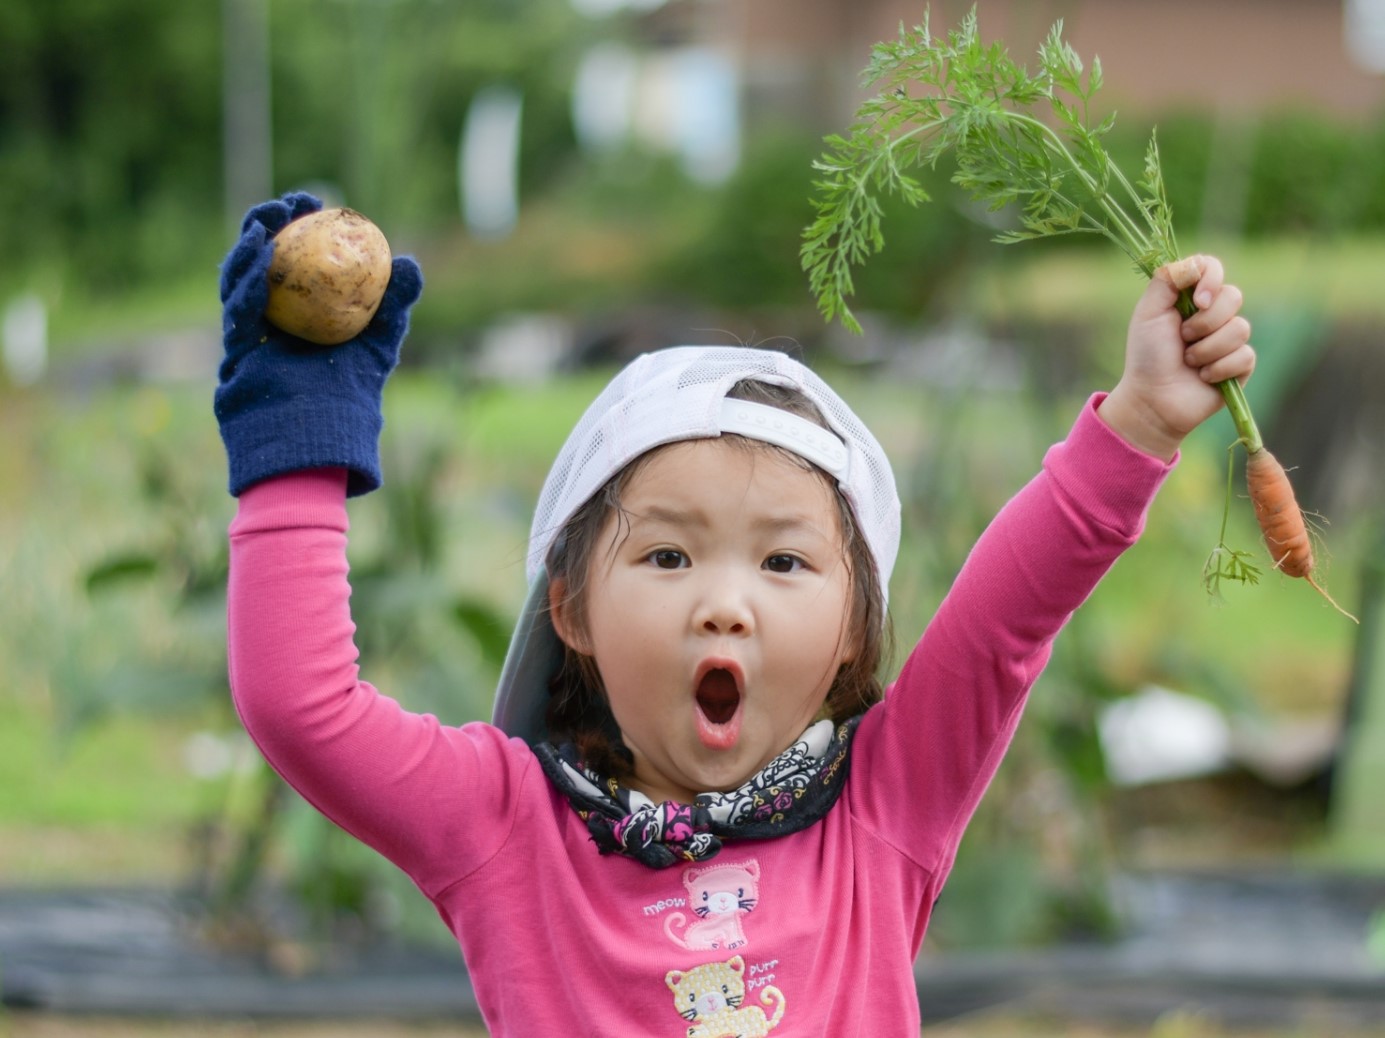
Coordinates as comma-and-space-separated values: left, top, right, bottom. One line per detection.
544, 379, 892, 778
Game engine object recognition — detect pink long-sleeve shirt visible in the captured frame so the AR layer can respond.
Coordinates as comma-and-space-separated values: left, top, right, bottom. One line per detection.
226, 394, 1172, 1035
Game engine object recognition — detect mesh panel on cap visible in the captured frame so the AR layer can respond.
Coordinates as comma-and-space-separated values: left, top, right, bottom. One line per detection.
526, 346, 901, 603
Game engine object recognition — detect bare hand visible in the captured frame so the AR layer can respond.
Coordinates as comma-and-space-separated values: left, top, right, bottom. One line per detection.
1098, 254, 1256, 460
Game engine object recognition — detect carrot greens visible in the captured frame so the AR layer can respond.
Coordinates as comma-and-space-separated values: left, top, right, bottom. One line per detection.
802, 8, 1302, 603
803, 8, 1181, 327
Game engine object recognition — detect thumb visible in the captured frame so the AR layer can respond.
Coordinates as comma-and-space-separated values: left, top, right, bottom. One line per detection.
380, 256, 424, 311
1131, 266, 1182, 324
1155, 255, 1205, 292
357, 256, 423, 354
1132, 254, 1207, 324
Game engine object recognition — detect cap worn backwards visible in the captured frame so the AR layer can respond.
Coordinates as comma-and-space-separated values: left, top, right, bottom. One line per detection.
492, 345, 902, 745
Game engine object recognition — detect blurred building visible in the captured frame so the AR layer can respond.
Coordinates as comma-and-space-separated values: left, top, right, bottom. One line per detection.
637, 0, 1385, 141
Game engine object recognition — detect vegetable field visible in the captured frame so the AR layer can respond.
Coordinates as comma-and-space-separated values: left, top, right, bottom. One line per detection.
2, 240, 1382, 1032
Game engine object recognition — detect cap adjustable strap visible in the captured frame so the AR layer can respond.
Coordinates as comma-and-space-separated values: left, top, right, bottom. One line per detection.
718, 398, 850, 480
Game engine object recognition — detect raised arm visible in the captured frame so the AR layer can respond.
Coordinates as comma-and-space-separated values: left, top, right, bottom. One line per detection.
216, 196, 526, 892
853, 256, 1255, 881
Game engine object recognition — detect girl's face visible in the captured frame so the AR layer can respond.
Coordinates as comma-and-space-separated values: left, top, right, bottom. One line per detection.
551, 437, 857, 805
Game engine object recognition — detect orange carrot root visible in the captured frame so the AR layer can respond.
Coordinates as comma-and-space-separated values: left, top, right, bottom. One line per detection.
1245, 448, 1313, 578
1244, 447, 1358, 623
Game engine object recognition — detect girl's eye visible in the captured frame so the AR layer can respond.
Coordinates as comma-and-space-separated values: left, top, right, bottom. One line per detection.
764, 554, 804, 574
650, 549, 688, 569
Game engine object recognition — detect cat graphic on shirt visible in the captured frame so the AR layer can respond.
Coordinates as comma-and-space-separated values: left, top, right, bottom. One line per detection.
664, 859, 760, 951
665, 954, 785, 1036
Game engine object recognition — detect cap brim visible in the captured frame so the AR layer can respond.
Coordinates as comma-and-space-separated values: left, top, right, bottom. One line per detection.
492, 569, 565, 745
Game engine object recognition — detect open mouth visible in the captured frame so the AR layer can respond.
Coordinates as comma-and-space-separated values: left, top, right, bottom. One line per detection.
695, 667, 741, 726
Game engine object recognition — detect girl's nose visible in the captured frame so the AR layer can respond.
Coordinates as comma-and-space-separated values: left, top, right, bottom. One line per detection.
693, 579, 754, 636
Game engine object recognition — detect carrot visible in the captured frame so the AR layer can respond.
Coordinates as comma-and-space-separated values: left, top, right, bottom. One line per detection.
1245, 448, 1312, 578
1244, 446, 1357, 621
1169, 282, 1356, 622
804, 12, 1356, 620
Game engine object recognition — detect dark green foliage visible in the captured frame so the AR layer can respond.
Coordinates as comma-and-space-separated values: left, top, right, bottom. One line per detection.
666, 129, 980, 320
661, 132, 820, 310
0, 0, 222, 289
4, 0, 1385, 330
1242, 112, 1385, 235
0, 0, 585, 295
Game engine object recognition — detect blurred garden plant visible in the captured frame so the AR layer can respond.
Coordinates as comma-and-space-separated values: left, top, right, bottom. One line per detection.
75, 421, 509, 952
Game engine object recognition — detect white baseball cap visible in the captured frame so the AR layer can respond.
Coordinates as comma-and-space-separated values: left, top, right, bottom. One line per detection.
492, 345, 901, 744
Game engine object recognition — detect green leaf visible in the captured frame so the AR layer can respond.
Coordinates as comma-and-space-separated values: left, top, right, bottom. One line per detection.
803, 5, 1171, 328
451, 597, 513, 672
85, 553, 161, 594
1089, 55, 1104, 96
1202, 543, 1264, 601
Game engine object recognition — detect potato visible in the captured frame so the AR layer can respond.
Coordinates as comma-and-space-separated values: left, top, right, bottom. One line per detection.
264, 207, 392, 345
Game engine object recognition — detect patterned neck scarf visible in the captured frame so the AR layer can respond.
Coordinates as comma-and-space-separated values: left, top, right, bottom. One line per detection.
534, 716, 861, 869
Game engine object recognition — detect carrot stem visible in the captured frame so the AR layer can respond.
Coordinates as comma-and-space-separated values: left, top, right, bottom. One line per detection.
1176, 287, 1263, 454
1218, 379, 1263, 455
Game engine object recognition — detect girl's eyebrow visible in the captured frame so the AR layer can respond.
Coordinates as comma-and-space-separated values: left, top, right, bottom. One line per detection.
632, 504, 831, 538
630, 504, 706, 529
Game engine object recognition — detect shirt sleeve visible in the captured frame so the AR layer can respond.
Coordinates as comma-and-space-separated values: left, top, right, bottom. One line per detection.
848, 394, 1175, 887
225, 468, 534, 897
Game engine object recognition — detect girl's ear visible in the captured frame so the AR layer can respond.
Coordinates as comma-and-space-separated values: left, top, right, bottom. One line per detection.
548, 577, 590, 655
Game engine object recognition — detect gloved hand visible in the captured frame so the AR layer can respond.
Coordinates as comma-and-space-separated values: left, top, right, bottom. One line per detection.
213, 192, 424, 497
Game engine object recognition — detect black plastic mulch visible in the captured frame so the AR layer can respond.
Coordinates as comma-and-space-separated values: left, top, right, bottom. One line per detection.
3, 871, 1385, 1027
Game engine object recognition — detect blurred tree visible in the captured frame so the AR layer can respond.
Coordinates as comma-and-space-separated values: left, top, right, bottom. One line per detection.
0, 0, 586, 300
0, 0, 222, 290
267, 0, 585, 230
659, 128, 984, 325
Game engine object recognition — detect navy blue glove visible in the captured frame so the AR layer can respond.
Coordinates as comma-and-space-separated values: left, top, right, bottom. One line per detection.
214, 192, 424, 497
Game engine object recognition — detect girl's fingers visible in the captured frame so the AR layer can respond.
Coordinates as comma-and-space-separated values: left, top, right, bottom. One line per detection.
1189, 256, 1225, 310
1183, 309, 1251, 362
1195, 341, 1256, 385
1185, 315, 1255, 379
1181, 282, 1244, 342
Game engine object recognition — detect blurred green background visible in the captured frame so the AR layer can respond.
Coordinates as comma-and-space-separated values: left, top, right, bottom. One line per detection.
3, 0, 1385, 1033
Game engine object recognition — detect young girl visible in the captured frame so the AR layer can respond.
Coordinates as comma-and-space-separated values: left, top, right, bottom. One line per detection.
216, 193, 1255, 1034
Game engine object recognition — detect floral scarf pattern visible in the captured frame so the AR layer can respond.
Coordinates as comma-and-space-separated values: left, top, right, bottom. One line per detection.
535, 716, 861, 869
